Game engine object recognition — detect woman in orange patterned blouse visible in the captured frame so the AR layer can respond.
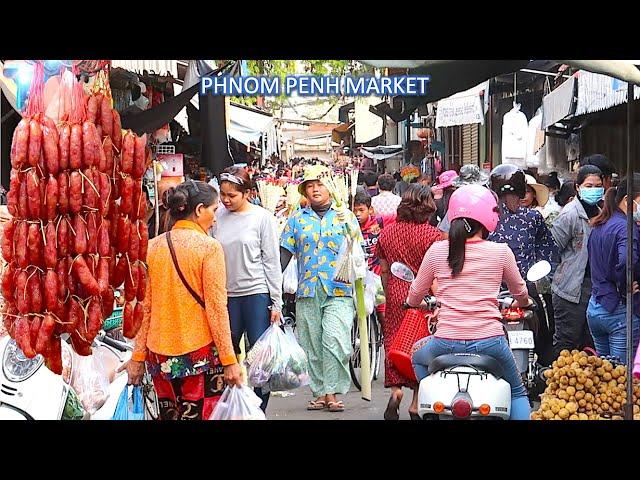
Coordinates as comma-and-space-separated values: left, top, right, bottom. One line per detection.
119, 180, 242, 420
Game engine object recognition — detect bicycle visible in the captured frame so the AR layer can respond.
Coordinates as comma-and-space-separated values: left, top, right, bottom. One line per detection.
349, 312, 383, 391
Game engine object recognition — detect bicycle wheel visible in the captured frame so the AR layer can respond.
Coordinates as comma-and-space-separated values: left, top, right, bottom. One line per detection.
349, 314, 378, 391
372, 314, 382, 381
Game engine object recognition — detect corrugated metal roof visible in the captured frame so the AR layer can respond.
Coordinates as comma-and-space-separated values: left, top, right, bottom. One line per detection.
576, 70, 640, 116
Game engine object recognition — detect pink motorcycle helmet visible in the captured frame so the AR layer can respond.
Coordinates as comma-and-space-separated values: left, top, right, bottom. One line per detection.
447, 184, 499, 232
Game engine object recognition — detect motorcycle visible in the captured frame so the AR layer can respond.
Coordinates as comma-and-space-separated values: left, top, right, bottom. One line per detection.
390, 260, 550, 420
0, 329, 158, 420
502, 260, 552, 402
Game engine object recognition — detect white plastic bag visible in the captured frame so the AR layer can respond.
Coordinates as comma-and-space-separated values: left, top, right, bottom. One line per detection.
245, 324, 310, 393
355, 270, 385, 316
209, 385, 266, 420
283, 257, 298, 295
70, 350, 110, 414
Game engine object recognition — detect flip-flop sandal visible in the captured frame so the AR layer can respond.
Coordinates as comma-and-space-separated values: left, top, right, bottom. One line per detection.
327, 401, 345, 412
307, 400, 327, 411
384, 395, 401, 420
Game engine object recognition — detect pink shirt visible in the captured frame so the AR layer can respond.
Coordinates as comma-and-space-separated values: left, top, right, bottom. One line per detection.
407, 239, 528, 340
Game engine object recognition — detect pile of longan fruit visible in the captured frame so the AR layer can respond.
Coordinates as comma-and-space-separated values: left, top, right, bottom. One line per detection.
531, 349, 640, 420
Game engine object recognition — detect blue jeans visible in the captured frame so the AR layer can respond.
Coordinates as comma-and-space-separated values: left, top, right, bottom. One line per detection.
586, 296, 640, 361
228, 293, 272, 412
411, 335, 531, 420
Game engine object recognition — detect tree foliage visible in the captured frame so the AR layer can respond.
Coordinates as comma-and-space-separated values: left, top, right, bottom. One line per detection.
226, 60, 372, 116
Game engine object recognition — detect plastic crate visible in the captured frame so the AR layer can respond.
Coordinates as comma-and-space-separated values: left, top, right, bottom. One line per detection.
103, 307, 124, 331
387, 309, 431, 382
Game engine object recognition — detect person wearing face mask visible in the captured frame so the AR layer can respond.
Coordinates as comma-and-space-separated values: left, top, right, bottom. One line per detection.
549, 165, 604, 358
586, 173, 640, 360
280, 164, 363, 413
213, 166, 283, 413
119, 180, 243, 420
580, 154, 617, 191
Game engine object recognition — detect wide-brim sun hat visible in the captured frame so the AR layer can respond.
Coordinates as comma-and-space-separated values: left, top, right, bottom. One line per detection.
453, 164, 490, 187
298, 164, 331, 195
525, 174, 549, 207
434, 170, 459, 190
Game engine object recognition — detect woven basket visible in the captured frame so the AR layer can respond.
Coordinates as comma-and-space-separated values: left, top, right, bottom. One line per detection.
388, 309, 431, 381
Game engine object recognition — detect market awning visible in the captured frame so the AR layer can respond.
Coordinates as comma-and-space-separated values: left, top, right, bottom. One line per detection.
227, 103, 273, 146
575, 70, 640, 116
363, 60, 531, 121
435, 81, 489, 128
362, 60, 640, 122
189, 93, 273, 146
111, 60, 179, 78
360, 144, 403, 161
542, 75, 576, 129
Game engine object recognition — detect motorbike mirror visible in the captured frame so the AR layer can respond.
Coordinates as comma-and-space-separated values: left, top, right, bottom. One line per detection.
526, 260, 551, 282
391, 262, 415, 282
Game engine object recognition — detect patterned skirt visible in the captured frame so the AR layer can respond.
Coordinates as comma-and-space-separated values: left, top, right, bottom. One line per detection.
146, 344, 226, 420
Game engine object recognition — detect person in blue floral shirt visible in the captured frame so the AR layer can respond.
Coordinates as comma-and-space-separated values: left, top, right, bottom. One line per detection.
280, 164, 363, 413
488, 164, 559, 365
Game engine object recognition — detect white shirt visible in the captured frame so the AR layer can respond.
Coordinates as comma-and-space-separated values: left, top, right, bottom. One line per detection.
371, 191, 402, 216
501, 105, 528, 167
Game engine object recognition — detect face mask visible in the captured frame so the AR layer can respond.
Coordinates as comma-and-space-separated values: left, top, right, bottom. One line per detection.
579, 187, 604, 205
634, 201, 640, 222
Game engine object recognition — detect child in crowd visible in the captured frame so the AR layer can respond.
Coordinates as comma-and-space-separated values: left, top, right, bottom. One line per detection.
352, 191, 396, 324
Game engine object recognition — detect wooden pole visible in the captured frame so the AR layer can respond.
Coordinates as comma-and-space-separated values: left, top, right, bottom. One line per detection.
625, 83, 635, 420
153, 160, 160, 238
355, 278, 371, 401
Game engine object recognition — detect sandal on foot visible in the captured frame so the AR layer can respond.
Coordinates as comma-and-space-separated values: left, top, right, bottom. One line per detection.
327, 401, 345, 412
384, 395, 401, 421
307, 400, 327, 410
409, 412, 421, 421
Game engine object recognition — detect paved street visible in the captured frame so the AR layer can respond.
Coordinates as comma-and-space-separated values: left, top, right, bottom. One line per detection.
267, 348, 417, 420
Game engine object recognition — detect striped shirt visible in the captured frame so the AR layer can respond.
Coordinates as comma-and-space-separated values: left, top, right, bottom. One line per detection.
407, 239, 528, 340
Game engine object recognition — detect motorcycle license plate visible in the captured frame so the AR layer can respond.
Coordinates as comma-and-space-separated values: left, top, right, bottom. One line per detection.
507, 330, 535, 349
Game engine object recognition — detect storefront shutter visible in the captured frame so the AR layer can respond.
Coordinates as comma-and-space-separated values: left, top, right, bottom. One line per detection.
462, 124, 479, 164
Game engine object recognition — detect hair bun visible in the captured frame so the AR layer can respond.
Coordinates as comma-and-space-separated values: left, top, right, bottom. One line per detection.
166, 186, 189, 216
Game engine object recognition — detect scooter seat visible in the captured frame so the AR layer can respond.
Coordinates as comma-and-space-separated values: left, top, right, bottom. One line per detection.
429, 353, 504, 380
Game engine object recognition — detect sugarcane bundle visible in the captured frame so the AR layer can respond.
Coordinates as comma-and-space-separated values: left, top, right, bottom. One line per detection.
256, 179, 286, 214
285, 181, 302, 215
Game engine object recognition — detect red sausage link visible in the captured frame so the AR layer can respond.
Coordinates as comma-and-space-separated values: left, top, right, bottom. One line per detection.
57, 123, 70, 171
28, 223, 44, 268
57, 171, 69, 216
44, 221, 57, 269
69, 171, 83, 214
69, 123, 83, 169
27, 119, 42, 168
46, 174, 58, 222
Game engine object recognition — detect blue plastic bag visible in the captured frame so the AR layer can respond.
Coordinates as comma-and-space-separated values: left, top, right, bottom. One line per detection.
111, 385, 145, 420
